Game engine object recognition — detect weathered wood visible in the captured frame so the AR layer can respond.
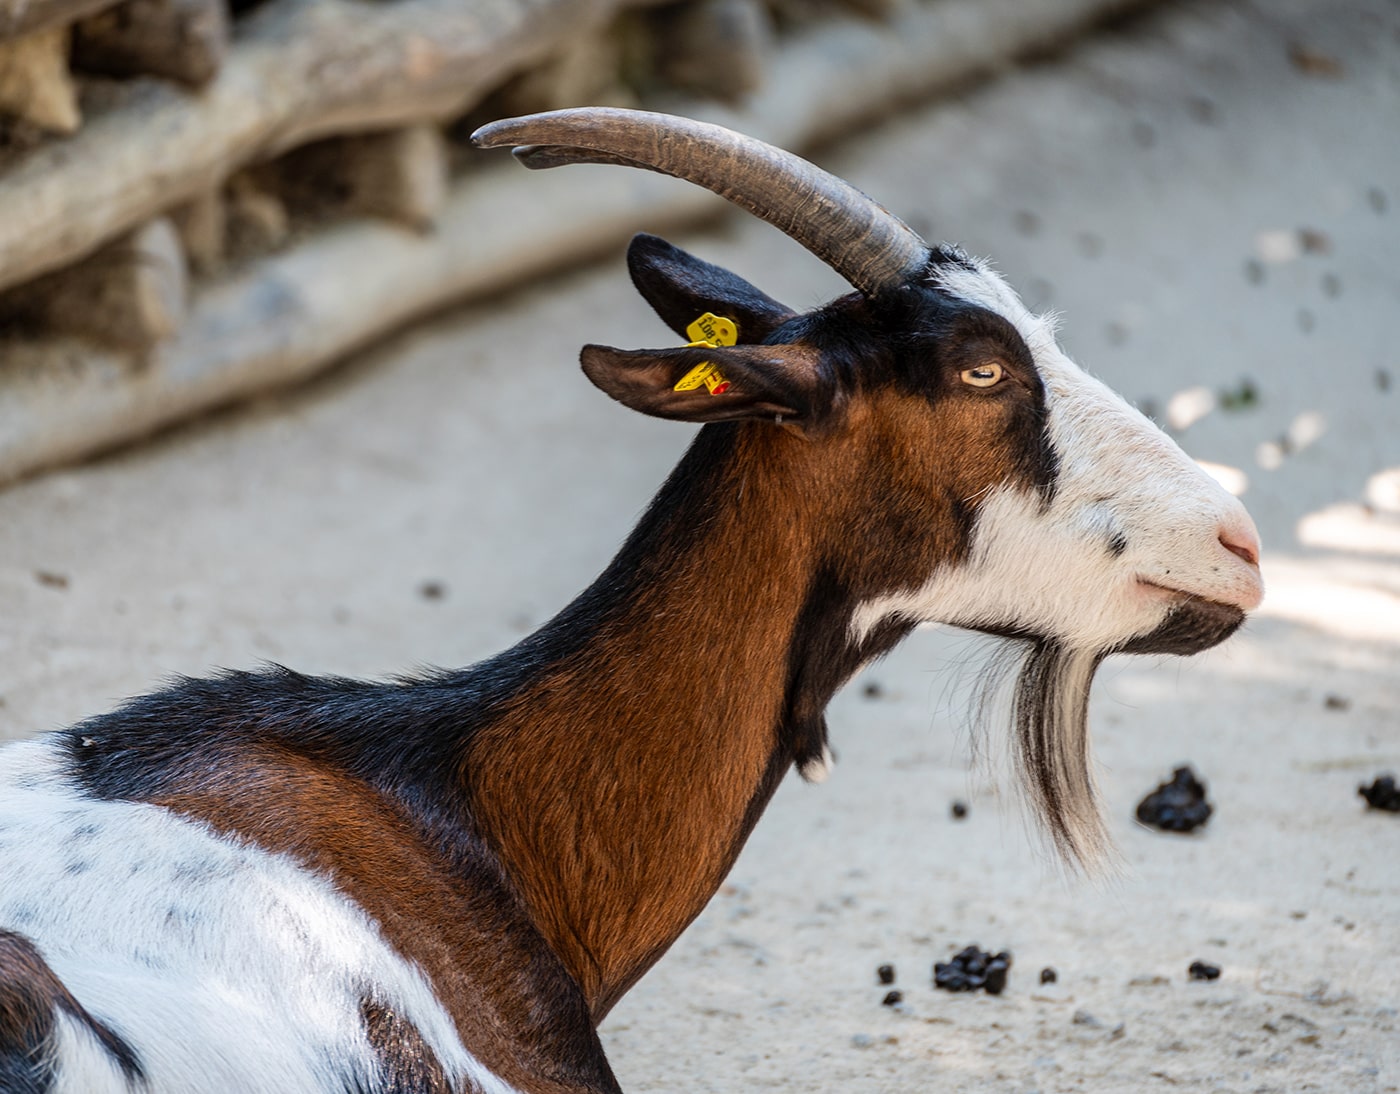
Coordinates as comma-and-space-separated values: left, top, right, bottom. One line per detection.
0, 0, 116, 40
0, 0, 1159, 486
491, 21, 635, 117
73, 0, 230, 87
650, 0, 770, 103
225, 168, 290, 257
0, 24, 80, 133
0, 218, 187, 351
834, 0, 904, 21
0, 0, 664, 298
170, 188, 226, 274
277, 124, 449, 231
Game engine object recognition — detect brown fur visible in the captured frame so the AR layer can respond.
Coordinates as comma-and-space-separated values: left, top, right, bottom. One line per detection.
153, 748, 604, 1094
467, 383, 1034, 1018
0, 929, 143, 1085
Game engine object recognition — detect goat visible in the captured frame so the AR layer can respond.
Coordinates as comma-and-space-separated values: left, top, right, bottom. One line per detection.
0, 108, 1262, 1094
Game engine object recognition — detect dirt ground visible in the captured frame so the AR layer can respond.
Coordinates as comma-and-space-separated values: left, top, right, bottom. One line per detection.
1, 0, 1398, 1091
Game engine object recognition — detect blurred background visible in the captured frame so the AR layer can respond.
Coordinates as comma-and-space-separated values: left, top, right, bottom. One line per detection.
1, 0, 1397, 1089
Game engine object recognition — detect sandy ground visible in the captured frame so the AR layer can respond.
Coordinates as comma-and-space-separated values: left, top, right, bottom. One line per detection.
2, 0, 1399, 1090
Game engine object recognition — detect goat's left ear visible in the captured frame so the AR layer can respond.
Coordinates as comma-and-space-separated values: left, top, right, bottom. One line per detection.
628, 234, 798, 342
581, 342, 827, 424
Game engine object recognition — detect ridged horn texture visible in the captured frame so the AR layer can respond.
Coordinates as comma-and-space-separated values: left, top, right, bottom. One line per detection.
470, 108, 931, 299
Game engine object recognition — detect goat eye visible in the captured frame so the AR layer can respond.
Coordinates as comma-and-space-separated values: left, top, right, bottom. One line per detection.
961, 362, 1004, 388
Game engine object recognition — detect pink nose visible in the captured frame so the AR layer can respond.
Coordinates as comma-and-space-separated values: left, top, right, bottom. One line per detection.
1216, 516, 1264, 610
1220, 532, 1259, 567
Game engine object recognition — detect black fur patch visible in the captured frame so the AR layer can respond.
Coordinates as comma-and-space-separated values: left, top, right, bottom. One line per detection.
1115, 595, 1245, 655
781, 566, 914, 775
0, 930, 145, 1093
626, 234, 796, 342
356, 997, 453, 1094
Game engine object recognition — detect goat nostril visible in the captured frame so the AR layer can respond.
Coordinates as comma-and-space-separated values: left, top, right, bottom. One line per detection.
1220, 535, 1259, 567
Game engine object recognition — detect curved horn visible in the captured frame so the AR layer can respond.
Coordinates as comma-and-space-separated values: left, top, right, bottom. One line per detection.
471, 108, 930, 299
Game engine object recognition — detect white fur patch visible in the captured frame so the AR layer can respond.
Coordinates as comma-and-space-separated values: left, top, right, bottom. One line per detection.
50, 1012, 133, 1094
798, 744, 835, 784
0, 736, 521, 1094
852, 255, 1263, 647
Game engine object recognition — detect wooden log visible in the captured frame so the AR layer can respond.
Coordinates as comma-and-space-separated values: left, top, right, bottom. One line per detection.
0, 0, 663, 298
277, 124, 448, 231
170, 188, 226, 274
0, 24, 80, 133
0, 0, 116, 40
491, 21, 635, 117
836, 0, 904, 20
225, 168, 289, 256
0, 0, 1162, 485
650, 0, 770, 103
343, 126, 448, 230
73, 0, 230, 87
0, 218, 188, 352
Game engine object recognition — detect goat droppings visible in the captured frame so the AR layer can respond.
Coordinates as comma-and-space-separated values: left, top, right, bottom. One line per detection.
876, 964, 895, 985
934, 946, 1012, 995
1359, 775, 1400, 812
1135, 766, 1212, 833
1188, 961, 1221, 981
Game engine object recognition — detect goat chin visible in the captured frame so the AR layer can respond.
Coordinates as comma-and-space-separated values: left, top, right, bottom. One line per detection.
968, 594, 1244, 873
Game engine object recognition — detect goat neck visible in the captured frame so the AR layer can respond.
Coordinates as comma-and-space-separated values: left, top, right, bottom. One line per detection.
465, 415, 913, 1020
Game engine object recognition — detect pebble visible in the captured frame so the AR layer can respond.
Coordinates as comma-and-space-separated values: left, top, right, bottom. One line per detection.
1135, 766, 1213, 832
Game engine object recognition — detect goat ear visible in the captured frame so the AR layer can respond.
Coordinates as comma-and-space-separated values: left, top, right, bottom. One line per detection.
581, 342, 825, 424
627, 234, 797, 342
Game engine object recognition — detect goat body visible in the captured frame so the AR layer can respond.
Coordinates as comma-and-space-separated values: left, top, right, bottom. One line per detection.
0, 110, 1262, 1094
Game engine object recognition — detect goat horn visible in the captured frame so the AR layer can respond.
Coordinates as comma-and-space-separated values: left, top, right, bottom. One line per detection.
471, 108, 931, 299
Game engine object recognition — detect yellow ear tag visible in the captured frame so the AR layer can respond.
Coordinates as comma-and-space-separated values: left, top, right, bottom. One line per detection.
674, 312, 739, 395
